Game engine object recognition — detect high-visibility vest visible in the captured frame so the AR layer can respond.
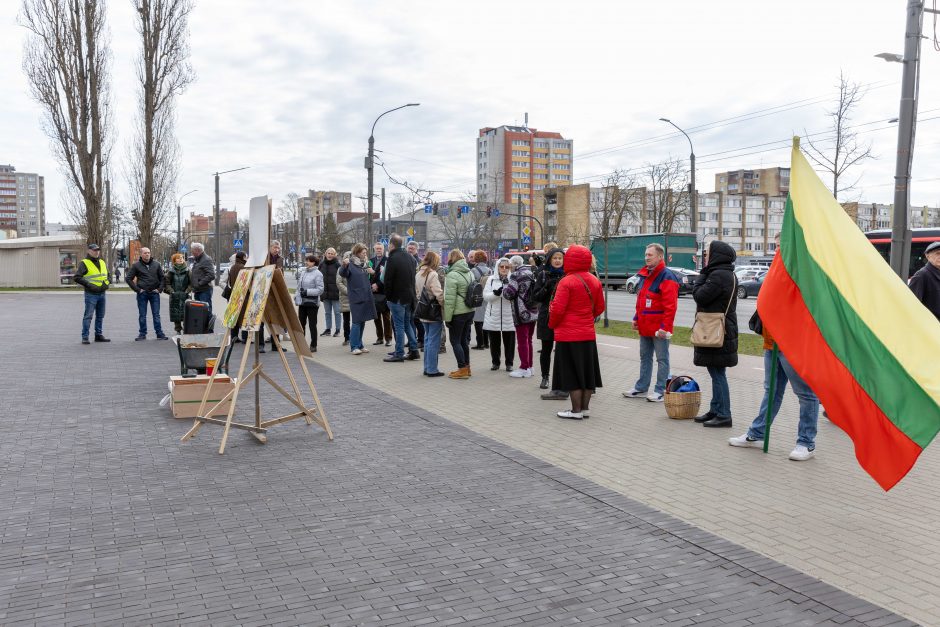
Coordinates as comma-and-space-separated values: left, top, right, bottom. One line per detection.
81, 258, 110, 288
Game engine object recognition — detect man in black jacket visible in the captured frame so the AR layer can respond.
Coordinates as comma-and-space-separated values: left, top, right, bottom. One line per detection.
382, 234, 420, 362
370, 242, 392, 346
189, 242, 215, 314
318, 247, 342, 337
73, 243, 111, 344
126, 246, 168, 340
910, 240, 940, 321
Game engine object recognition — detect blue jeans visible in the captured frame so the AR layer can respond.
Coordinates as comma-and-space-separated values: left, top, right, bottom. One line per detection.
194, 289, 212, 314
136, 291, 164, 337
350, 321, 366, 351
706, 366, 731, 418
82, 292, 106, 338
388, 301, 417, 357
422, 321, 443, 374
322, 299, 341, 332
747, 350, 820, 448
634, 336, 670, 394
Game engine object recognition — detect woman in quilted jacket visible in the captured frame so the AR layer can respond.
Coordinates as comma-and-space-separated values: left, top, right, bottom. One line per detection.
501, 255, 539, 378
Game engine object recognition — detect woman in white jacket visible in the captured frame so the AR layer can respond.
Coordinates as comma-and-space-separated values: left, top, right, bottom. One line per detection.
483, 258, 517, 371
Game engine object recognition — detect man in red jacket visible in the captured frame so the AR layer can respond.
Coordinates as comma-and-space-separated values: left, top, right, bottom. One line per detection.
622, 243, 679, 402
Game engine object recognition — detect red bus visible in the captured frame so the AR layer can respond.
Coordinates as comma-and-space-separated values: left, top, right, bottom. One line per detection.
865, 228, 940, 279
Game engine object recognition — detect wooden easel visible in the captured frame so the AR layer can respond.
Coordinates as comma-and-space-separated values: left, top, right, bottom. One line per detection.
180, 267, 332, 454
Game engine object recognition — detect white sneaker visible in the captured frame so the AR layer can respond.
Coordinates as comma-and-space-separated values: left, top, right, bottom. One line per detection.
522, 368, 533, 378
789, 445, 815, 461
557, 410, 584, 420
352, 349, 362, 355
361, 347, 370, 353
646, 392, 664, 402
509, 369, 527, 378
622, 389, 645, 399
728, 433, 762, 448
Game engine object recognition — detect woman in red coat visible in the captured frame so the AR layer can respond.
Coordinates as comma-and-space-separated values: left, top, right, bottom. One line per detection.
548, 244, 606, 419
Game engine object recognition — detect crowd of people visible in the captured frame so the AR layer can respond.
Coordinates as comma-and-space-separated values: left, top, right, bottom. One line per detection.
75, 230, 940, 434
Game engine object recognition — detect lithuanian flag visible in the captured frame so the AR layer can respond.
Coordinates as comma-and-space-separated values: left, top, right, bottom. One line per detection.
757, 139, 940, 491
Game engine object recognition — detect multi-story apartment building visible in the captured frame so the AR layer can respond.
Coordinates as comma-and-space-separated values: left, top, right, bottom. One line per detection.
184, 209, 237, 240
843, 202, 940, 231
715, 167, 789, 197
476, 125, 573, 210
0, 165, 45, 238
299, 190, 352, 238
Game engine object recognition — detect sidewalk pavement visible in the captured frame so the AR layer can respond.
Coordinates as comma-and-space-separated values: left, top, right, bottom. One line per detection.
0, 292, 926, 625
302, 313, 940, 626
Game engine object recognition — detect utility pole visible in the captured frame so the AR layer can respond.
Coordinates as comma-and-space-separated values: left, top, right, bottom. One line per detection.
889, 0, 926, 279
214, 172, 220, 284
105, 178, 112, 274
517, 196, 522, 248
366, 103, 420, 246
381, 187, 386, 240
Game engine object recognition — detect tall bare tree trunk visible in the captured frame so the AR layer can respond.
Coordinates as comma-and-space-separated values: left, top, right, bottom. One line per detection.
129, 0, 195, 246
21, 0, 112, 245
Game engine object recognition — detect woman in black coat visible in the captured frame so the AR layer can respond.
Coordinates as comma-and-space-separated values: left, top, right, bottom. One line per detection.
318, 249, 342, 336
692, 240, 738, 428
531, 248, 566, 394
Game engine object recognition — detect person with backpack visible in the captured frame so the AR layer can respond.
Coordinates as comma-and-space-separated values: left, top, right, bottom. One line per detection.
469, 250, 491, 350
482, 258, 516, 372
531, 247, 567, 397
501, 255, 538, 378
443, 249, 475, 379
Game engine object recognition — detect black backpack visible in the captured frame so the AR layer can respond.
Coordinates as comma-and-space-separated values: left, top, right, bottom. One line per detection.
463, 273, 485, 308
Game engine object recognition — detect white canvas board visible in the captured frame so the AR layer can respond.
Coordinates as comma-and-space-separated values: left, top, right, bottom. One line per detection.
247, 195, 270, 266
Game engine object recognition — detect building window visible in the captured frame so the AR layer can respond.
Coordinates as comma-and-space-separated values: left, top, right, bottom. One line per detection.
511, 139, 530, 146
533, 152, 548, 159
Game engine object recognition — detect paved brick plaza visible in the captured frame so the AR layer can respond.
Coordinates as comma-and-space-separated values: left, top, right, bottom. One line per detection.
0, 293, 918, 625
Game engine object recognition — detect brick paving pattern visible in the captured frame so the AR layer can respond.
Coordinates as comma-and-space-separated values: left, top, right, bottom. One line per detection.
0, 293, 916, 625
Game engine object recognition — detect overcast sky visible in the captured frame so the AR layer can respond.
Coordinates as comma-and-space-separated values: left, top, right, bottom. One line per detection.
3, 0, 940, 226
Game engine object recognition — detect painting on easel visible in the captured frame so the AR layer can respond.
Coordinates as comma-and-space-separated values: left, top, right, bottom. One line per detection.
222, 267, 254, 329
242, 265, 275, 331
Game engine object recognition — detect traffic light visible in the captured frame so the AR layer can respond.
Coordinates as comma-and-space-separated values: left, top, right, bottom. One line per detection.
432, 203, 439, 215
485, 207, 492, 218
523, 244, 530, 252
117, 248, 126, 262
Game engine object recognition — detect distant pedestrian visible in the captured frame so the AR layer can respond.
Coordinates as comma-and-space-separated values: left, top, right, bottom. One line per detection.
549, 244, 605, 419
909, 240, 940, 322
407, 241, 424, 347
415, 250, 446, 377
622, 243, 679, 402
382, 234, 420, 363
73, 243, 111, 344
370, 242, 392, 347
482, 258, 516, 372
443, 249, 475, 379
470, 250, 492, 350
692, 240, 739, 428
532, 247, 567, 398
259, 240, 286, 351
335, 252, 353, 345
339, 243, 377, 355
189, 242, 215, 314
502, 255, 538, 378
295, 254, 324, 352
126, 246, 168, 341
406, 241, 421, 265
318, 248, 342, 337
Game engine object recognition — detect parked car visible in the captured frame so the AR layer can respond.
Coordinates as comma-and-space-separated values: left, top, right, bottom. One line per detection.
735, 266, 766, 282
626, 267, 700, 296
737, 272, 767, 299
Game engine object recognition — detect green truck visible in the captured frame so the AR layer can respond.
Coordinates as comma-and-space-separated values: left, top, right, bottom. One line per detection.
590, 233, 698, 290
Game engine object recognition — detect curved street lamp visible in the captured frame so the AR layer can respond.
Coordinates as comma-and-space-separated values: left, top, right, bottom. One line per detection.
367, 103, 420, 245
659, 118, 697, 237
176, 189, 198, 251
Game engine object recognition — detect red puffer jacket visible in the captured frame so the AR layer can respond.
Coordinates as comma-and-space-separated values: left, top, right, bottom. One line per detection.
548, 245, 605, 342
633, 261, 679, 336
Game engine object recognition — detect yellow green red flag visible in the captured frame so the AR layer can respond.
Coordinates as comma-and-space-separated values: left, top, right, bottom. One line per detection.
757, 139, 940, 490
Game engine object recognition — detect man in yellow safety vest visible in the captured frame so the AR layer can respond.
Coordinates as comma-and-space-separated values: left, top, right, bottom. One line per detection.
73, 243, 111, 344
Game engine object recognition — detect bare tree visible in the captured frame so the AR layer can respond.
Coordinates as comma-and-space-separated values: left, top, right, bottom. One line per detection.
642, 158, 690, 233
590, 169, 642, 239
127, 0, 195, 246
21, 0, 112, 246
434, 202, 505, 254
804, 71, 873, 200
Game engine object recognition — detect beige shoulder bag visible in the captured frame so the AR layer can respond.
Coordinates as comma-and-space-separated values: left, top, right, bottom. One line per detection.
690, 275, 736, 348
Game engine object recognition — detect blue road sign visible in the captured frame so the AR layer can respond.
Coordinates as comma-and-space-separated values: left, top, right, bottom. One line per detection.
179, 244, 188, 253
289, 244, 296, 253
300, 246, 306, 253
233, 238, 243, 248
406, 236, 414, 243
522, 235, 532, 245
460, 205, 470, 214
424, 204, 433, 214
381, 238, 389, 247
493, 209, 500, 217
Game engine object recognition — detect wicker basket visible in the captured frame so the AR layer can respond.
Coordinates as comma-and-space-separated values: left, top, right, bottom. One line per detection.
664, 375, 702, 420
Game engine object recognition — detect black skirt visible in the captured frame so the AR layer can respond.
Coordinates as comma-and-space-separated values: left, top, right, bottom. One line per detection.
552, 340, 603, 392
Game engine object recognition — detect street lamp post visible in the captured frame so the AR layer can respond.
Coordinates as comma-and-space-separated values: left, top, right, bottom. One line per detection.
213, 166, 250, 284
176, 189, 197, 252
366, 103, 419, 246
659, 118, 697, 239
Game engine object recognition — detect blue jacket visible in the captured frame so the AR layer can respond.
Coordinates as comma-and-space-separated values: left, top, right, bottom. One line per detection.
340, 259, 377, 324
